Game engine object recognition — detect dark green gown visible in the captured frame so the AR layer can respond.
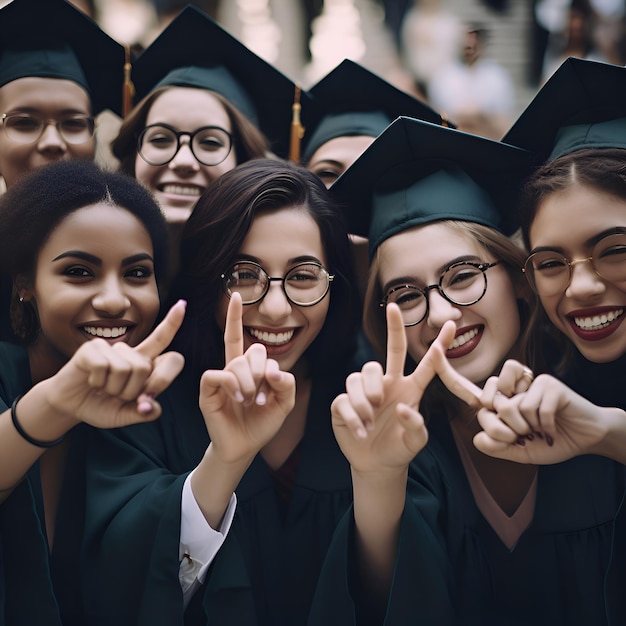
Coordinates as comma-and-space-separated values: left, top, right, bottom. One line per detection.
0, 343, 61, 626
82, 366, 356, 626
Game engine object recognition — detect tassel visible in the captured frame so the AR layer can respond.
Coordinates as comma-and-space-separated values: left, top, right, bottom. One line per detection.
122, 45, 135, 118
289, 84, 304, 163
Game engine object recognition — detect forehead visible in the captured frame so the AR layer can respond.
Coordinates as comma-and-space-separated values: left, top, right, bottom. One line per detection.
308, 135, 375, 168
145, 86, 231, 130
0, 76, 90, 112
378, 222, 486, 282
530, 183, 626, 249
39, 202, 153, 258
239, 207, 326, 264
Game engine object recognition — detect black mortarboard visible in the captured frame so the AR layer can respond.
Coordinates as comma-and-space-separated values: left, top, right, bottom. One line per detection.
330, 116, 532, 258
301, 59, 453, 163
502, 57, 626, 163
0, 0, 127, 115
131, 5, 309, 159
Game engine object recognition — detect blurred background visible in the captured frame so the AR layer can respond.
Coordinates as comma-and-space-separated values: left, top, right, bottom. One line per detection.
3, 0, 626, 139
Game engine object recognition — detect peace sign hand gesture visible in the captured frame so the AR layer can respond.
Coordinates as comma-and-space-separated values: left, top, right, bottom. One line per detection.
199, 293, 296, 466
43, 299, 187, 429
331, 304, 456, 474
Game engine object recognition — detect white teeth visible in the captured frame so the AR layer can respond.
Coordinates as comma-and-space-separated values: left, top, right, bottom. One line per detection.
248, 328, 294, 345
573, 308, 623, 331
162, 184, 202, 197
448, 327, 478, 350
84, 326, 128, 338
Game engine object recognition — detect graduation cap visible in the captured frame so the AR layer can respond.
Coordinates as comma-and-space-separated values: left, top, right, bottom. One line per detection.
330, 116, 532, 258
0, 0, 127, 116
502, 57, 626, 163
301, 59, 453, 163
131, 4, 310, 159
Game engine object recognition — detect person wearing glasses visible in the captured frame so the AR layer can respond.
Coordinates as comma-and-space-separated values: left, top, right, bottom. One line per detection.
112, 7, 309, 296
0, 0, 125, 191
306, 115, 626, 625
0, 0, 126, 344
80, 158, 361, 624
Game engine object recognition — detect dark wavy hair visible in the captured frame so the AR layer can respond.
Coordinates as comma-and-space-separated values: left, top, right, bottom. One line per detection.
171, 158, 360, 379
0, 159, 167, 344
112, 86, 270, 175
519, 147, 626, 372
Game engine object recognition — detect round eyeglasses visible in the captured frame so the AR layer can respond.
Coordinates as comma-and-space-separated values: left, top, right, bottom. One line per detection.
380, 261, 500, 327
1, 113, 95, 145
523, 232, 626, 297
222, 261, 334, 307
138, 123, 234, 166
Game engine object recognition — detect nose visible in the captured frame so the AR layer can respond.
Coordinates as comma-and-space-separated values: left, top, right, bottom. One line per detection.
168, 137, 199, 172
91, 276, 131, 317
37, 122, 66, 153
257, 282, 292, 320
425, 289, 462, 330
565, 259, 606, 300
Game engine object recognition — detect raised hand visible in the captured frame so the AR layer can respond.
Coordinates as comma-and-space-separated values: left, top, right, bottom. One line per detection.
43, 299, 186, 429
331, 304, 456, 474
198, 293, 296, 465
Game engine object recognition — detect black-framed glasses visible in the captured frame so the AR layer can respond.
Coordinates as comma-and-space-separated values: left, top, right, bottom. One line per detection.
138, 123, 234, 166
1, 113, 95, 145
222, 261, 334, 307
380, 261, 500, 327
523, 232, 626, 297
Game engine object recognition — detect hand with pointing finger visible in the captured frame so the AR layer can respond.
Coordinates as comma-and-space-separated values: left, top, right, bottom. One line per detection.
331, 304, 456, 474
199, 293, 296, 466
43, 299, 187, 429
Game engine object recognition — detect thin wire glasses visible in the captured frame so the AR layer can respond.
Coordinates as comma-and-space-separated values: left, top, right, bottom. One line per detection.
523, 232, 626, 296
222, 261, 334, 307
380, 261, 500, 326
1, 113, 95, 144
138, 123, 234, 166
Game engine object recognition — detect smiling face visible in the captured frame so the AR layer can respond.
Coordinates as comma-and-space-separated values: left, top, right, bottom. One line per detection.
378, 222, 520, 384
0, 77, 95, 188
217, 207, 331, 373
306, 135, 375, 188
23, 202, 160, 368
529, 183, 626, 363
134, 87, 238, 224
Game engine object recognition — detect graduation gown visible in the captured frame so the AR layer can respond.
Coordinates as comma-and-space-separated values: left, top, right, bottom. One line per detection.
82, 366, 354, 626
0, 343, 61, 626
309, 407, 626, 626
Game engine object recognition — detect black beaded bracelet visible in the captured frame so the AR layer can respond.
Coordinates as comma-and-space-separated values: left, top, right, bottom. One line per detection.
10, 395, 65, 448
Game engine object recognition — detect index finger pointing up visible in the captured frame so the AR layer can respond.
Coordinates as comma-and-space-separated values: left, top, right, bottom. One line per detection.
224, 292, 245, 364
136, 299, 186, 359
385, 303, 408, 378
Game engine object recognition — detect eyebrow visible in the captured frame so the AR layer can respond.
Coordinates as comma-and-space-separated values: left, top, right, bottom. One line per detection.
381, 254, 484, 295
52, 251, 154, 266
530, 226, 626, 255
235, 254, 324, 267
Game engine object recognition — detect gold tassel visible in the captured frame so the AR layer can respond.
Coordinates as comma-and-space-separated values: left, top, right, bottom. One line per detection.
289, 84, 304, 163
123, 45, 135, 118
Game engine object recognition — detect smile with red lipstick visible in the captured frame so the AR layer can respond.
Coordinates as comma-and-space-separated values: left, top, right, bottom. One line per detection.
445, 325, 483, 359
566, 306, 624, 342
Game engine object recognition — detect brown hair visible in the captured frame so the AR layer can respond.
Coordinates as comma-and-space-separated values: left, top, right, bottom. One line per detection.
519, 147, 626, 372
362, 220, 542, 419
171, 158, 359, 380
112, 85, 270, 175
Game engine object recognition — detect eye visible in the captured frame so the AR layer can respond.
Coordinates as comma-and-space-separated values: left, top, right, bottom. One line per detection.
230, 264, 262, 284
286, 264, 324, 287
59, 117, 92, 134
311, 168, 341, 186
194, 130, 229, 153
125, 266, 153, 279
388, 287, 423, 309
534, 257, 567, 272
6, 115, 40, 131
64, 265, 93, 278
144, 129, 176, 148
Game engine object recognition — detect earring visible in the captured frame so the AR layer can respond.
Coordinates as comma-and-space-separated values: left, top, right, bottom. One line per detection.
19, 296, 23, 303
